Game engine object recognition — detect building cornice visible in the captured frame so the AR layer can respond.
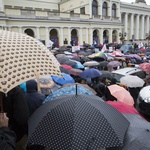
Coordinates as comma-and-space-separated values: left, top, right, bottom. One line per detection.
6, 17, 122, 26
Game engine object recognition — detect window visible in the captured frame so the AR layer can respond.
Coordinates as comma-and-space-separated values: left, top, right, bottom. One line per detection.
112, 4, 116, 17
92, 0, 98, 16
102, 2, 107, 17
80, 7, 85, 14
21, 10, 35, 16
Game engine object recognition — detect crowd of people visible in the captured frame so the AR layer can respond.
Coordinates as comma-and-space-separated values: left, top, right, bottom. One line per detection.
0, 41, 150, 150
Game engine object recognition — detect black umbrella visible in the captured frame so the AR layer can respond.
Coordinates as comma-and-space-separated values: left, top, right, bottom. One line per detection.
92, 56, 105, 62
63, 60, 77, 67
78, 51, 87, 56
70, 56, 81, 62
146, 48, 150, 52
80, 57, 91, 64
100, 70, 113, 79
59, 66, 70, 74
28, 95, 129, 150
123, 114, 150, 150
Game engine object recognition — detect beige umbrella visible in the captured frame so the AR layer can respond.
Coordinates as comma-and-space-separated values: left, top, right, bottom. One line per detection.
0, 30, 61, 94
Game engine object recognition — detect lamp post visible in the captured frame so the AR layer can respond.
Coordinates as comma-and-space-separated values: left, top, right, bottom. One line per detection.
119, 32, 127, 44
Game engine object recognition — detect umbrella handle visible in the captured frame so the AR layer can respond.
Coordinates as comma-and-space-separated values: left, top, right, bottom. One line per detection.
34, 71, 41, 93
76, 83, 77, 95
0, 92, 4, 113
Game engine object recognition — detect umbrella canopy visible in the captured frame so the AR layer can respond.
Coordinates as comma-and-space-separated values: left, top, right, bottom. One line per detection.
0, 30, 61, 93
62, 83, 97, 95
52, 73, 75, 85
106, 101, 142, 116
80, 68, 102, 79
100, 70, 113, 79
99, 61, 108, 68
57, 57, 69, 64
77, 51, 87, 56
70, 56, 81, 62
43, 84, 95, 103
92, 56, 105, 62
69, 59, 84, 69
139, 62, 150, 73
108, 84, 134, 106
28, 95, 129, 149
61, 64, 73, 70
69, 68, 83, 76
62, 60, 77, 67
83, 61, 99, 67
59, 66, 70, 74
56, 53, 66, 58
120, 75, 145, 88
123, 114, 150, 150
107, 61, 122, 68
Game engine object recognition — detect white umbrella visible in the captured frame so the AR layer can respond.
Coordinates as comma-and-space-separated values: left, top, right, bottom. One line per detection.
120, 75, 145, 88
83, 61, 99, 67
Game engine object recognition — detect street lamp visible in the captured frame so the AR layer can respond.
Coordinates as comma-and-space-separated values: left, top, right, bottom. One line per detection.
119, 32, 127, 44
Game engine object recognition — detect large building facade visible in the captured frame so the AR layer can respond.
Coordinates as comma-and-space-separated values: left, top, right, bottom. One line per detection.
0, 0, 150, 47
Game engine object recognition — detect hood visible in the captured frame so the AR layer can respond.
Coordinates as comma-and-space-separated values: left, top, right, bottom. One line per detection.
26, 79, 37, 93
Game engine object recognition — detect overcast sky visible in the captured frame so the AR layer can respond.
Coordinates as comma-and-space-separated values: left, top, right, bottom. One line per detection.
120, 0, 150, 5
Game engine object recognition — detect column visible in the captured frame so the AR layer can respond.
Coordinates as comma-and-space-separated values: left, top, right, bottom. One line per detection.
45, 27, 49, 47
146, 16, 150, 35
60, 27, 64, 46
68, 27, 71, 45
117, 29, 121, 43
136, 14, 139, 40
130, 13, 134, 40
36, 27, 40, 40
89, 0, 92, 18
89, 28, 93, 45
118, 4, 121, 21
0, 0, 4, 11
86, 28, 89, 43
109, 0, 112, 20
124, 13, 128, 40
109, 28, 112, 43
79, 28, 83, 45
141, 15, 145, 39
100, 0, 103, 19
100, 28, 103, 44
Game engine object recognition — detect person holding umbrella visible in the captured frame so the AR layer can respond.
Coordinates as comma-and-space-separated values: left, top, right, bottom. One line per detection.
2, 86, 30, 150
0, 113, 16, 150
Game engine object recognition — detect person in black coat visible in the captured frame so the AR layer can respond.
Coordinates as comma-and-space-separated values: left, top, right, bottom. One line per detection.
25, 79, 46, 116
0, 113, 16, 150
3, 86, 30, 143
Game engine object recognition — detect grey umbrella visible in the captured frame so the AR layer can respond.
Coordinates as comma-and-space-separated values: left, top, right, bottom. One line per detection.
27, 95, 129, 150
57, 57, 69, 64
123, 114, 150, 150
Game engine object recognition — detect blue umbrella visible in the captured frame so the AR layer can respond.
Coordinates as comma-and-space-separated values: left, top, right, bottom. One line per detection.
80, 68, 102, 79
69, 59, 84, 69
43, 84, 95, 103
52, 73, 75, 85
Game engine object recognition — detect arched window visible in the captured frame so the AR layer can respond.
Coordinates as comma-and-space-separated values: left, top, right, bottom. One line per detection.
24, 28, 34, 37
102, 2, 107, 17
112, 4, 116, 17
92, 0, 98, 16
